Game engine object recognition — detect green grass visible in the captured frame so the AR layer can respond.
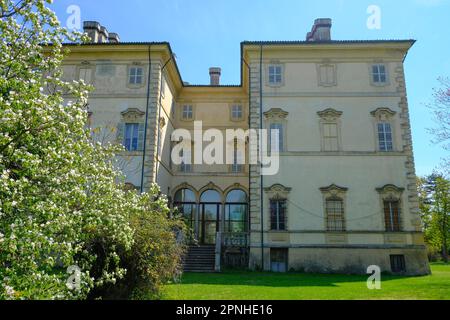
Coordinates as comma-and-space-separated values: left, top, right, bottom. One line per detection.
162, 263, 450, 300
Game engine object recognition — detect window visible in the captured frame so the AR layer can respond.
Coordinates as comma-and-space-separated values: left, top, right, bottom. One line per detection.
271, 248, 288, 273
231, 139, 244, 173
270, 200, 287, 231
231, 104, 243, 121
268, 65, 283, 85
182, 105, 193, 120
390, 255, 406, 273
384, 200, 401, 232
79, 67, 92, 84
378, 122, 393, 151
318, 64, 337, 87
225, 190, 248, 233
124, 123, 141, 151
180, 148, 192, 173
371, 64, 387, 84
129, 66, 143, 85
269, 123, 284, 152
174, 189, 196, 231
326, 197, 345, 231
323, 123, 339, 151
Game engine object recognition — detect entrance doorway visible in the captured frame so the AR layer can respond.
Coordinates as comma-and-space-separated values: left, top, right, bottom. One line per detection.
199, 190, 222, 245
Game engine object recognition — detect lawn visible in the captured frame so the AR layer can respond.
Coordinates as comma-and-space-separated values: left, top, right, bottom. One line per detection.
162, 263, 450, 300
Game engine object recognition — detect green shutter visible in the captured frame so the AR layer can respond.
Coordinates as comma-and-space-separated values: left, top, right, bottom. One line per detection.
137, 123, 145, 151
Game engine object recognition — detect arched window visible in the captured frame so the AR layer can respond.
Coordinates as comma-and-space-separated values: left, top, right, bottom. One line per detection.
200, 190, 221, 203
174, 189, 196, 230
225, 189, 248, 233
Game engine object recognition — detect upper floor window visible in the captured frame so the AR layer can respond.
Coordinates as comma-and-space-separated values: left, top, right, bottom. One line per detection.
124, 123, 141, 151
270, 199, 287, 231
182, 104, 194, 121
264, 108, 289, 153
117, 108, 145, 152
317, 108, 343, 152
231, 138, 244, 173
371, 108, 396, 152
384, 200, 401, 232
317, 64, 337, 87
269, 123, 284, 153
371, 64, 388, 85
378, 122, 393, 152
231, 104, 243, 121
129, 66, 144, 85
268, 64, 283, 86
180, 148, 192, 173
79, 67, 93, 84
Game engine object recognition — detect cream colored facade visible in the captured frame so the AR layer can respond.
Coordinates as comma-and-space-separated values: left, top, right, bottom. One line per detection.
61, 20, 430, 275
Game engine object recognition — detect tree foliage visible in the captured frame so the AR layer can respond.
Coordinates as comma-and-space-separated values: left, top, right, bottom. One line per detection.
0, 0, 184, 299
427, 77, 450, 172
418, 174, 450, 262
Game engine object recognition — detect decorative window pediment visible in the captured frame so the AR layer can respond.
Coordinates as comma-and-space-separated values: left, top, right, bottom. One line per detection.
376, 184, 404, 201
320, 184, 348, 197
317, 108, 343, 121
370, 108, 396, 121
121, 108, 145, 122
264, 108, 289, 120
264, 184, 292, 200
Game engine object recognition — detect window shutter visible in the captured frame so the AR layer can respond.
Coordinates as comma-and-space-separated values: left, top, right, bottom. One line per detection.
117, 122, 125, 146
137, 123, 145, 151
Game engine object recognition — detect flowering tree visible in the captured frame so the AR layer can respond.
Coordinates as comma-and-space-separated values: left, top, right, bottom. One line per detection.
428, 77, 450, 172
0, 0, 184, 300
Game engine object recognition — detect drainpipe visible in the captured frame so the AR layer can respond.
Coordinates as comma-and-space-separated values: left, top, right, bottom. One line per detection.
141, 45, 152, 194
242, 58, 251, 251
155, 55, 174, 185
259, 45, 264, 270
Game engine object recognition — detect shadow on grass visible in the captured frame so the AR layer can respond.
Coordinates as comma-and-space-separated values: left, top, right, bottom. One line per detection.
177, 271, 423, 288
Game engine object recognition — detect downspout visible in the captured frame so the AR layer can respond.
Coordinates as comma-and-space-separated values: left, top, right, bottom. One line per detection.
259, 44, 264, 270
242, 57, 251, 255
155, 55, 174, 185
140, 45, 152, 194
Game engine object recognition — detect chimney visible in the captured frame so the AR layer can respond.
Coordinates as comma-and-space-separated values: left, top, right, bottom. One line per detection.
209, 67, 221, 86
108, 32, 120, 44
83, 21, 101, 43
306, 18, 332, 41
83, 21, 120, 44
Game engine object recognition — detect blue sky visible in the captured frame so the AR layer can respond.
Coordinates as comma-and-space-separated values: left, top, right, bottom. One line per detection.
50, 0, 450, 176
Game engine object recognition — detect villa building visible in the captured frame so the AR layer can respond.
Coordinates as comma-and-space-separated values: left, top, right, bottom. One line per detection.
61, 19, 430, 275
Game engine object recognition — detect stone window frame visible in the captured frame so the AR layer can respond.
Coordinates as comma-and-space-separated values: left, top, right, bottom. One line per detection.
369, 62, 390, 87
370, 107, 397, 152
117, 108, 146, 154
266, 62, 285, 87
320, 184, 348, 232
317, 108, 343, 152
264, 108, 289, 153
264, 184, 292, 232
317, 63, 337, 87
180, 103, 195, 122
229, 103, 245, 122
126, 63, 146, 89
376, 184, 405, 232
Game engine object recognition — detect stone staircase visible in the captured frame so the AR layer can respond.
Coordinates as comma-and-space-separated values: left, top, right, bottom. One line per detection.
183, 245, 216, 273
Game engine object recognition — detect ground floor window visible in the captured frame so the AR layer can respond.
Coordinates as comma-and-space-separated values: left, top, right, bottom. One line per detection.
390, 255, 406, 273
270, 248, 288, 273
225, 189, 248, 233
174, 188, 196, 231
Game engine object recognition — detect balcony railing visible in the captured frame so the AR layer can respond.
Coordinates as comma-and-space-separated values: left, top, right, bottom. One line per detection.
221, 232, 249, 247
